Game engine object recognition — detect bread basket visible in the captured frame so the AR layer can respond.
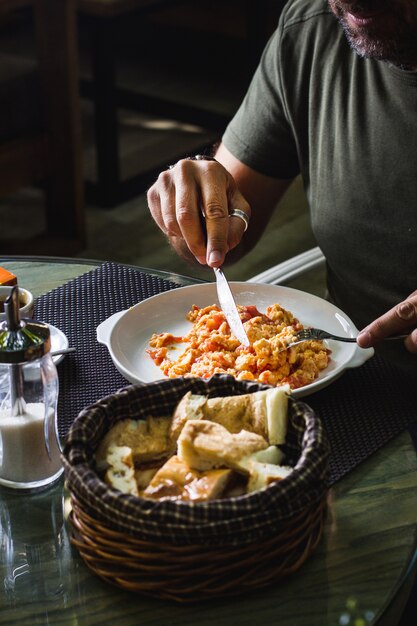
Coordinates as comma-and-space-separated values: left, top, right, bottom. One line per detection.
62, 374, 329, 602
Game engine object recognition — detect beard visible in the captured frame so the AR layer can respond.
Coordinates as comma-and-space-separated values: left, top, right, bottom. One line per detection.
328, 0, 417, 69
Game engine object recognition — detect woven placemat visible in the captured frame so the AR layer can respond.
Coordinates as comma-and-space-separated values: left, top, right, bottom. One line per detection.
306, 357, 417, 482
34, 261, 182, 434
34, 261, 417, 486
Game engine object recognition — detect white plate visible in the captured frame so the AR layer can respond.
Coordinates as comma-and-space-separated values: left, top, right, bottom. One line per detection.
96, 282, 374, 398
49, 323, 69, 365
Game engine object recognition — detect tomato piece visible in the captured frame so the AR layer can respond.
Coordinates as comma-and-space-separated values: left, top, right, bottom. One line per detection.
146, 347, 167, 366
211, 313, 225, 329
239, 305, 261, 322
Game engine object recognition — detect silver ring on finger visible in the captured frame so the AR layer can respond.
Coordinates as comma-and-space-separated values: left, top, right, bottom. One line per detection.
229, 208, 249, 232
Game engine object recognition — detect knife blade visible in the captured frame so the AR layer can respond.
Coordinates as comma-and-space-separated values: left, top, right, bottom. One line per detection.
213, 267, 250, 347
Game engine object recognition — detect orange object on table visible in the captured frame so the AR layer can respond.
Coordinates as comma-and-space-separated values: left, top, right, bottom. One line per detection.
0, 267, 17, 286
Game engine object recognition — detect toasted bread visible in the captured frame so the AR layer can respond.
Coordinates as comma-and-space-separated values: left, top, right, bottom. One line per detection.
264, 385, 290, 445
96, 416, 174, 467
134, 467, 159, 490
171, 385, 290, 445
237, 444, 284, 472
170, 391, 208, 442
142, 454, 233, 501
103, 444, 139, 496
205, 394, 257, 434
177, 419, 268, 471
246, 461, 293, 493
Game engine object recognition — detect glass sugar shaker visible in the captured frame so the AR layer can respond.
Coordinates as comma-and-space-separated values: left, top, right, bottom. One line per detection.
0, 286, 63, 490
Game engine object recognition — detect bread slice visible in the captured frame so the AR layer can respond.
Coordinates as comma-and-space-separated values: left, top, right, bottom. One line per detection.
134, 467, 159, 491
246, 461, 293, 493
142, 454, 233, 501
237, 445, 284, 472
96, 416, 174, 467
204, 385, 290, 444
103, 444, 139, 496
177, 419, 268, 471
204, 394, 257, 434
169, 391, 208, 442
264, 385, 290, 445
170, 385, 290, 445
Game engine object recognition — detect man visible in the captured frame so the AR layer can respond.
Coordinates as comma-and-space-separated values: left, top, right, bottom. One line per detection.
147, 0, 417, 374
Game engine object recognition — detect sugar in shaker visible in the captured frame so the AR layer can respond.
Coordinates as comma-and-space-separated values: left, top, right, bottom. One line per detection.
0, 287, 63, 490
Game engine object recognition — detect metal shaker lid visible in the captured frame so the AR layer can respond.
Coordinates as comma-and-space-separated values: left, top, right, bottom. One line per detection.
0, 286, 51, 363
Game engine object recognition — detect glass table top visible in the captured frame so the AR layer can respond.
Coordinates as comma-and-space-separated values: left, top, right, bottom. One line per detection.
0, 256, 416, 625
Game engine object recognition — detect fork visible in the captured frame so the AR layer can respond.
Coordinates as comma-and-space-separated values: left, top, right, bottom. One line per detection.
282, 328, 409, 350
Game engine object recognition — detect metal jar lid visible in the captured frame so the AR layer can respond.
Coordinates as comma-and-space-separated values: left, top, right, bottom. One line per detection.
0, 287, 51, 364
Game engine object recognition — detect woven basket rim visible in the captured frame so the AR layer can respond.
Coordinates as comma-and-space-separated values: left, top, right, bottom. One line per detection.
62, 375, 329, 546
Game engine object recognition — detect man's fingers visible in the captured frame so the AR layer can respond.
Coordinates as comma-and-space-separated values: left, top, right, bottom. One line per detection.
157, 170, 181, 236
357, 291, 417, 350
404, 328, 417, 354
200, 168, 251, 267
396, 299, 417, 322
227, 190, 251, 251
148, 169, 181, 238
147, 179, 164, 231
175, 175, 206, 263
199, 162, 230, 267
147, 157, 251, 268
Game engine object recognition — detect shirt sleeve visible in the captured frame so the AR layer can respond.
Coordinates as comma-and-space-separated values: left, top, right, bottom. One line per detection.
222, 21, 300, 180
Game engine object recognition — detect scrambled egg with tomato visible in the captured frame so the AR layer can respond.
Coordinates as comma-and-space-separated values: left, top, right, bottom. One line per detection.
147, 303, 330, 389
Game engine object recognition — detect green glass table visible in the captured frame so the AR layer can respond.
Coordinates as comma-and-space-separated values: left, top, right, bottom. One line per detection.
0, 256, 416, 626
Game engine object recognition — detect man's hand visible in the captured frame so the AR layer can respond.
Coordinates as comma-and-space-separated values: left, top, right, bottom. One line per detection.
357, 290, 417, 354
147, 157, 251, 268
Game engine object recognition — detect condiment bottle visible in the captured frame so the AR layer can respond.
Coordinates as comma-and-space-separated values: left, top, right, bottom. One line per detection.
0, 286, 63, 490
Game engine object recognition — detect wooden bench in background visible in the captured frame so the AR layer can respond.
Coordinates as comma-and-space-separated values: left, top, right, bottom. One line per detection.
0, 0, 85, 255
77, 0, 285, 208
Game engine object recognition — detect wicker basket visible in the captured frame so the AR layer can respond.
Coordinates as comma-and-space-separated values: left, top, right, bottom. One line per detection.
63, 375, 329, 602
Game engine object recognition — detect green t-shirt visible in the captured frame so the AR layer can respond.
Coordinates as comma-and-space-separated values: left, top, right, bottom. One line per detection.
222, 0, 417, 373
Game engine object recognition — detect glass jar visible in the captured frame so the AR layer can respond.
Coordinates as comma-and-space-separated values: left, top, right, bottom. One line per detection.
0, 287, 63, 490
0, 484, 70, 604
